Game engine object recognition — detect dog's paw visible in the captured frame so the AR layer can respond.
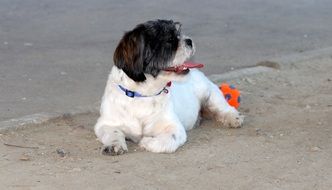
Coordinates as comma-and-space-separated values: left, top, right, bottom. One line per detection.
139, 137, 162, 153
217, 110, 244, 128
101, 142, 128, 156
139, 136, 179, 153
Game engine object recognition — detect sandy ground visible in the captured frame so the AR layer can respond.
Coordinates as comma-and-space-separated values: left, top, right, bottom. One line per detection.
0, 57, 331, 190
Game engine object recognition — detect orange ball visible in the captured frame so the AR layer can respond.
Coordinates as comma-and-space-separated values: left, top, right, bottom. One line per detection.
219, 83, 241, 109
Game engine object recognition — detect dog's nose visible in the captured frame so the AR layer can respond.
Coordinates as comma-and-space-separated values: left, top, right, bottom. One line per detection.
185, 39, 193, 48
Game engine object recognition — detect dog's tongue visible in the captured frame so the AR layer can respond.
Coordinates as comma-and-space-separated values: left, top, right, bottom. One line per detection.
182, 61, 204, 69
164, 61, 204, 73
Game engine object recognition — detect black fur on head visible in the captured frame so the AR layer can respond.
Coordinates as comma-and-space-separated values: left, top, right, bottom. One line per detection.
113, 19, 181, 82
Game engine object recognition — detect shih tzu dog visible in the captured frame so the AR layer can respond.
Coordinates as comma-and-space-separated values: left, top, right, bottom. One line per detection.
94, 20, 243, 155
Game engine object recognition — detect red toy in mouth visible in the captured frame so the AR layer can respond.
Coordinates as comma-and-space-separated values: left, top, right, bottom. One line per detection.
164, 61, 204, 74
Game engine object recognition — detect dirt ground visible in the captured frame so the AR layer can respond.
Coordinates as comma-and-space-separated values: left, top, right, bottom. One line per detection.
0, 57, 331, 190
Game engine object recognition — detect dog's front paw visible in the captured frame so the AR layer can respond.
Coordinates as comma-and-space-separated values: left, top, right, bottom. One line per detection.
217, 110, 244, 128
139, 137, 164, 153
101, 142, 128, 156
139, 136, 180, 153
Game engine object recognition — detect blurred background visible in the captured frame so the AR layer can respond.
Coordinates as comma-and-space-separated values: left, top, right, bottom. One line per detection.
1, 0, 332, 121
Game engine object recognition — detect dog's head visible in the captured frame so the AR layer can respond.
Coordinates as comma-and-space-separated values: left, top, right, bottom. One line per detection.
113, 19, 195, 82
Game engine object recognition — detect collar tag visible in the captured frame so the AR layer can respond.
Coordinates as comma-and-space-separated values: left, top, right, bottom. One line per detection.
125, 90, 135, 98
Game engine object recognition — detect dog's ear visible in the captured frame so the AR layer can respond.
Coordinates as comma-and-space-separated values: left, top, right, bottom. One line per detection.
113, 30, 146, 82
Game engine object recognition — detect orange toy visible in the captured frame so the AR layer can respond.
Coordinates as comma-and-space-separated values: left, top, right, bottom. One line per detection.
219, 83, 241, 109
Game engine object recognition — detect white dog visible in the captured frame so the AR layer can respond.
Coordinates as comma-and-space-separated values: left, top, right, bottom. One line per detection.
95, 20, 243, 155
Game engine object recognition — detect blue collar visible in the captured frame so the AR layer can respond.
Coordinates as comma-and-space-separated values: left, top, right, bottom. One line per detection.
118, 82, 172, 98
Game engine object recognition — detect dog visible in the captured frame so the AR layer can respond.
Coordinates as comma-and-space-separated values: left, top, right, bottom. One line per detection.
94, 20, 243, 155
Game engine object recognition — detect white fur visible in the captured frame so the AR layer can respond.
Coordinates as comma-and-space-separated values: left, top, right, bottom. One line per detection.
95, 38, 243, 155
95, 69, 243, 154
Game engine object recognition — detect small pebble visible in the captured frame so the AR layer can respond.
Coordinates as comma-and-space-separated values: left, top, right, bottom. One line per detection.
56, 148, 69, 157
310, 146, 321, 152
19, 155, 30, 161
243, 77, 255, 85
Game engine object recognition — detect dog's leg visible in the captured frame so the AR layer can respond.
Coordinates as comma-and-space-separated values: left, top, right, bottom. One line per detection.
139, 119, 187, 153
205, 83, 244, 128
95, 124, 128, 156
